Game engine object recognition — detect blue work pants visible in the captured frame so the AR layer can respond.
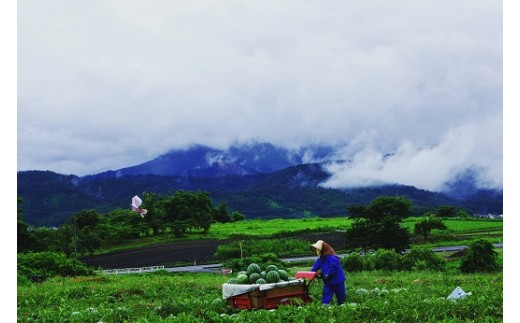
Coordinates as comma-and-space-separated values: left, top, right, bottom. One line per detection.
322, 282, 346, 305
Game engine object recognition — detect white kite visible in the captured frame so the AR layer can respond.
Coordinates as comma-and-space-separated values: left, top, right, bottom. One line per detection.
131, 195, 148, 218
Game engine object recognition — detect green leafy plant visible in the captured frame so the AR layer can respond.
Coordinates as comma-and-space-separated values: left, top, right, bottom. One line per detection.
222, 253, 286, 272
402, 246, 446, 271
17, 252, 94, 282
341, 253, 364, 272
372, 249, 403, 271
459, 239, 500, 273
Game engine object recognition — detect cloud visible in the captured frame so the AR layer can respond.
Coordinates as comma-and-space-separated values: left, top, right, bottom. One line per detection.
17, 0, 502, 191
321, 114, 503, 191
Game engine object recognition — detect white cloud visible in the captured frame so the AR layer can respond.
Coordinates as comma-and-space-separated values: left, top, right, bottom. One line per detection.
321, 114, 503, 191
17, 0, 502, 191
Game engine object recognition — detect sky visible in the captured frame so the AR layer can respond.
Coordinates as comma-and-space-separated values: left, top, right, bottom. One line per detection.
16, 0, 504, 193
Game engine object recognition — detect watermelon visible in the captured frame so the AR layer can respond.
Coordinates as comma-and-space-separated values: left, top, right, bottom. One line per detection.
260, 271, 267, 279
237, 273, 249, 284
265, 265, 279, 273
237, 271, 248, 276
255, 278, 267, 285
249, 273, 261, 283
278, 269, 289, 281
266, 270, 280, 283
247, 263, 262, 275
227, 278, 240, 284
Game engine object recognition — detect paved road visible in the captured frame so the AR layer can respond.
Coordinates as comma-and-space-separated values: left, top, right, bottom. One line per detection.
156, 243, 503, 274
431, 243, 502, 252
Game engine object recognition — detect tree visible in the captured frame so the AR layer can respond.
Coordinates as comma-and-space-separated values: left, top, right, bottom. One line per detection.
459, 239, 500, 273
162, 190, 216, 235
345, 218, 378, 252
230, 211, 246, 222
414, 216, 447, 241
184, 191, 215, 234
142, 192, 167, 235
106, 208, 144, 241
68, 209, 105, 255
365, 196, 412, 222
71, 209, 102, 230
346, 205, 366, 218
214, 202, 231, 223
436, 205, 457, 217
17, 197, 34, 253
345, 196, 412, 253
30, 227, 59, 252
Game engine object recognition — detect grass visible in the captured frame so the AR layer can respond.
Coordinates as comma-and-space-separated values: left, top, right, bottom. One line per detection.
17, 266, 503, 322
94, 216, 502, 256
17, 217, 504, 322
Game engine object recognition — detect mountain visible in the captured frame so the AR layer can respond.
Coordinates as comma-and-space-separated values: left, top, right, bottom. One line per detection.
91, 142, 335, 178
17, 143, 502, 227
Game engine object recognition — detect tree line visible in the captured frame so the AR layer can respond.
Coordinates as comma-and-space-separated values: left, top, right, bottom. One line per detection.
18, 190, 472, 257
17, 191, 245, 256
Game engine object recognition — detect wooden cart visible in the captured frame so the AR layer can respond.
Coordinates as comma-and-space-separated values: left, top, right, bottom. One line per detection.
226, 271, 318, 310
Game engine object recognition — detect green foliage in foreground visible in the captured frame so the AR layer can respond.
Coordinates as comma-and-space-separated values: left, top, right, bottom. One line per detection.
17, 270, 502, 322
17, 252, 94, 284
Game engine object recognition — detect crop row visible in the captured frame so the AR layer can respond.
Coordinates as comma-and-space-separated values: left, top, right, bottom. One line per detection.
17, 268, 502, 322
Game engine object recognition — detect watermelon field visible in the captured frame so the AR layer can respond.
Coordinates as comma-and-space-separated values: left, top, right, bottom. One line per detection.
17, 268, 503, 322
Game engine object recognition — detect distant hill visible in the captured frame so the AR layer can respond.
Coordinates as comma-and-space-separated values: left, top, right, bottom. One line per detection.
17, 142, 502, 226
91, 142, 335, 178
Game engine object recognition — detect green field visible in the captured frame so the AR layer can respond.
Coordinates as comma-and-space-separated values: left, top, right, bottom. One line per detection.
99, 216, 503, 255
17, 216, 504, 321
210, 217, 350, 238
17, 268, 503, 322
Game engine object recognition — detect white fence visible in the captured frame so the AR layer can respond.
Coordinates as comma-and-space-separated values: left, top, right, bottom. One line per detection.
102, 265, 165, 275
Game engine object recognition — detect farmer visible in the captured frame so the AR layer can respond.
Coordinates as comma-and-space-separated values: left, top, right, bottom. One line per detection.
310, 240, 347, 306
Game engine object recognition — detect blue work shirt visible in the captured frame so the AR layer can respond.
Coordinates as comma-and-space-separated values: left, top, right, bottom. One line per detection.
311, 255, 346, 286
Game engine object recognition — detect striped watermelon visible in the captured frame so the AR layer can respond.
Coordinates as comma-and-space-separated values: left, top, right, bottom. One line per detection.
255, 278, 267, 284
266, 265, 279, 273
236, 273, 249, 284
249, 273, 261, 283
247, 263, 262, 275
278, 269, 289, 281
227, 278, 240, 284
266, 270, 280, 283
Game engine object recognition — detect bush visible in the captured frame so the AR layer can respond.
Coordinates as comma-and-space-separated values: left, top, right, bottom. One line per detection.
214, 238, 310, 260
460, 239, 500, 273
426, 231, 458, 243
17, 271, 32, 286
222, 253, 286, 272
341, 253, 364, 272
17, 252, 94, 282
402, 246, 446, 271
372, 249, 403, 271
362, 254, 376, 271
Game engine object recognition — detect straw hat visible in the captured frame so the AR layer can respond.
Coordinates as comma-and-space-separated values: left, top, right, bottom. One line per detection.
311, 240, 324, 251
